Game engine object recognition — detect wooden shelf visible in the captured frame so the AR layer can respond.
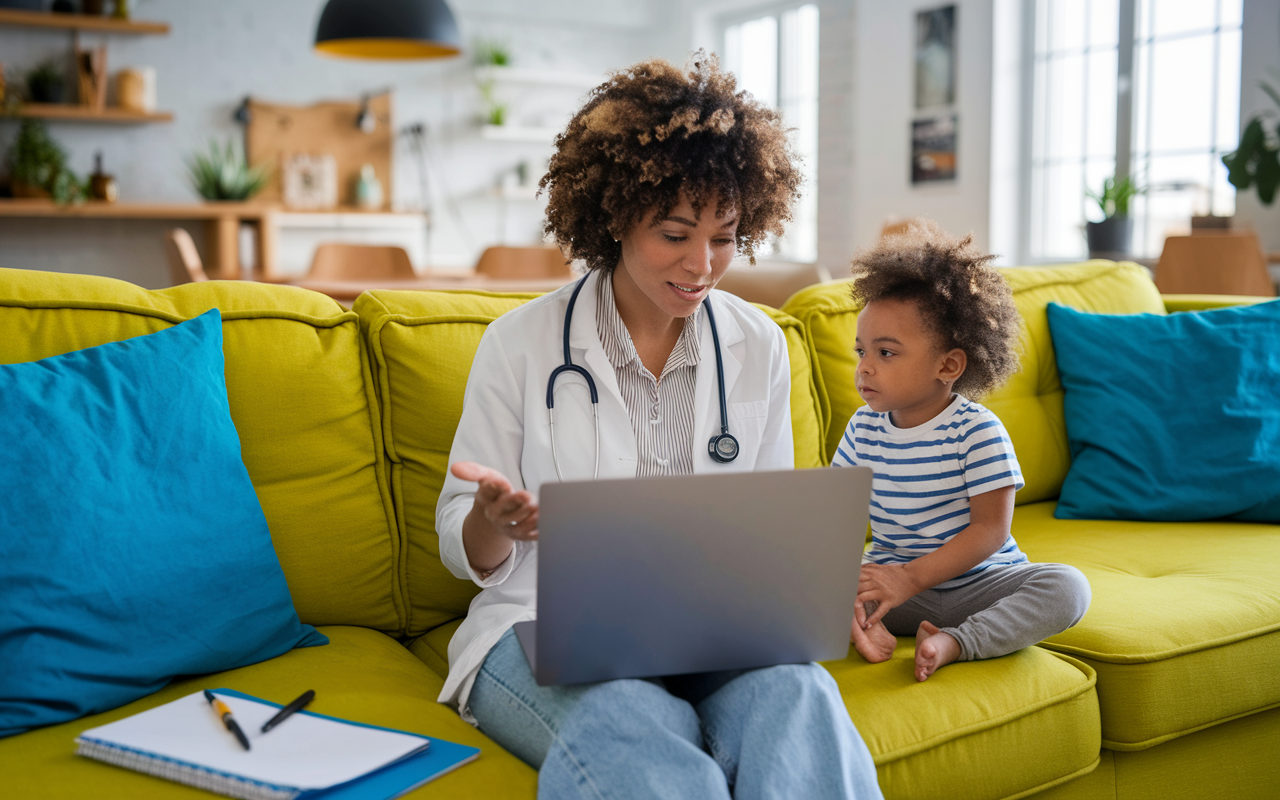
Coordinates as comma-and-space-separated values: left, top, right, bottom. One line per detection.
7, 103, 173, 124
0, 8, 168, 34
0, 199, 276, 219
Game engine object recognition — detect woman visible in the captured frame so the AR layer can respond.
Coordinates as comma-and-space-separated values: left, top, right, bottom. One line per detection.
437, 55, 882, 799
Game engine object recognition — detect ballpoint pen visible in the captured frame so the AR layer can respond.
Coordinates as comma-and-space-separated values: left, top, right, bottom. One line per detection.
204, 690, 251, 751
260, 689, 316, 734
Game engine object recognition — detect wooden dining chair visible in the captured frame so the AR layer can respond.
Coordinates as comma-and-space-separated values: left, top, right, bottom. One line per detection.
474, 245, 572, 279
307, 244, 416, 281
1154, 231, 1277, 297
165, 228, 209, 285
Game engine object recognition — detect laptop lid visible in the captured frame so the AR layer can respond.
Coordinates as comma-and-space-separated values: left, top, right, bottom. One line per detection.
527, 466, 872, 686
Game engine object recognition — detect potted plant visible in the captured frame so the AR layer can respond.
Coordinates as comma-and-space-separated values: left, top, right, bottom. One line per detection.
26, 59, 66, 104
5, 118, 84, 205
1222, 80, 1280, 205
1085, 175, 1143, 257
186, 139, 271, 201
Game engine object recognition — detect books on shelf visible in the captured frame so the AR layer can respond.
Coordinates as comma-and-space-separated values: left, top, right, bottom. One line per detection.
75, 689, 479, 800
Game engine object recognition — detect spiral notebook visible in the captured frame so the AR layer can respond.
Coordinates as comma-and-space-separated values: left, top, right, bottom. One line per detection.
75, 689, 479, 800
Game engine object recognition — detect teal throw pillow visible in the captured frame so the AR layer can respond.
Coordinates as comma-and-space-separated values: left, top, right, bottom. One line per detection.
1046, 300, 1280, 521
0, 309, 327, 738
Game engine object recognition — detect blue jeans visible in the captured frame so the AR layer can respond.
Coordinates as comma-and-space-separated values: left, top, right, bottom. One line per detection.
468, 628, 883, 799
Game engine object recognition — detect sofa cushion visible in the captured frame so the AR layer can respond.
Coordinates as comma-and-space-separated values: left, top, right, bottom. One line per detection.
824, 643, 1100, 800
0, 269, 401, 632
1015, 501, 1280, 750
355, 288, 827, 638
0, 626, 537, 798
1047, 299, 1280, 522
781, 261, 1166, 504
0, 310, 327, 737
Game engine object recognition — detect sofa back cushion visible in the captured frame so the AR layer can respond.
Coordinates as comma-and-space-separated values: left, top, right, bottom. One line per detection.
355, 288, 826, 638
0, 269, 401, 631
781, 261, 1166, 504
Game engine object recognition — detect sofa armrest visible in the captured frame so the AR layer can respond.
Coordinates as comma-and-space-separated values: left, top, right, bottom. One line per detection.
1161, 294, 1268, 313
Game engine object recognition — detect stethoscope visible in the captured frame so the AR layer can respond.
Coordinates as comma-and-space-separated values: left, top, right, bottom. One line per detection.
547, 274, 739, 481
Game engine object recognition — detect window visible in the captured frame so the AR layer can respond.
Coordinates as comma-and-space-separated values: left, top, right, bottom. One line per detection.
1025, 0, 1242, 261
722, 4, 819, 262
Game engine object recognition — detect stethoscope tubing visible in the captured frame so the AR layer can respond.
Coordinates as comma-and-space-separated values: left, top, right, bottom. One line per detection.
546, 273, 736, 480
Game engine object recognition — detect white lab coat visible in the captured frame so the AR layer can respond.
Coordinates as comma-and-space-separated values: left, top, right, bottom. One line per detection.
435, 268, 794, 719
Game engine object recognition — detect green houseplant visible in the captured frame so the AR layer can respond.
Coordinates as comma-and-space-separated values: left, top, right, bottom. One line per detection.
5, 118, 85, 205
1222, 81, 1280, 205
1085, 175, 1143, 257
186, 138, 271, 201
25, 59, 66, 104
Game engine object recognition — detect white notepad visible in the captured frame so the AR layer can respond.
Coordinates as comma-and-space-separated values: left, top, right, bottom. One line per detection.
76, 690, 432, 800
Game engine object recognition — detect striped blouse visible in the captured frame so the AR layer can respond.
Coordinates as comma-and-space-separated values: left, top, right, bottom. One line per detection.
831, 394, 1028, 589
595, 270, 700, 478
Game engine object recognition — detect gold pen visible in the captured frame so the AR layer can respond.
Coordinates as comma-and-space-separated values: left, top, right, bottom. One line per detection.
204, 690, 250, 751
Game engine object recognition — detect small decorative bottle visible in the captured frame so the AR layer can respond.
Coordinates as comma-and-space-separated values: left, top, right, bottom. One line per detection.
354, 164, 383, 210
89, 151, 118, 203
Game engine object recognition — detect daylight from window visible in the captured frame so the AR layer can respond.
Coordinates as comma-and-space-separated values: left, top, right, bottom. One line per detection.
723, 4, 819, 263
1029, 0, 1242, 260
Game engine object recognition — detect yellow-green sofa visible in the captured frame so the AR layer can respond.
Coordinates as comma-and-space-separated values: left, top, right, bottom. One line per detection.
1, 260, 1276, 799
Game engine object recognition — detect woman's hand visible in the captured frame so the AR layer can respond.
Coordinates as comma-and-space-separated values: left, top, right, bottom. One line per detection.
452, 461, 539, 576
856, 564, 923, 629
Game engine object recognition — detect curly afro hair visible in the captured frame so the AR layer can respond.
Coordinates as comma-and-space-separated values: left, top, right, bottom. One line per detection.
540, 52, 802, 271
850, 222, 1022, 399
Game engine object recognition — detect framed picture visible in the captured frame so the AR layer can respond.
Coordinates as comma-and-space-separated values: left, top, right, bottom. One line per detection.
915, 5, 956, 109
912, 114, 957, 184
282, 153, 338, 210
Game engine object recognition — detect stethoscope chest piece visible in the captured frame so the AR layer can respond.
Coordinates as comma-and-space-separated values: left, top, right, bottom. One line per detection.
708, 432, 740, 463
550, 273, 740, 480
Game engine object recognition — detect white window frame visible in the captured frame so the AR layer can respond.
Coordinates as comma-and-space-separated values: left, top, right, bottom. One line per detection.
1011, 0, 1243, 263
718, 1, 820, 263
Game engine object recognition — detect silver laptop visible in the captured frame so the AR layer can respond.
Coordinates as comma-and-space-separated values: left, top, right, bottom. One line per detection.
513, 466, 873, 686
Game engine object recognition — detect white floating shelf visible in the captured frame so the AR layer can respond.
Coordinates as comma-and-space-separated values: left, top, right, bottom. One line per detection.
480, 124, 561, 143
492, 184, 542, 201
474, 66, 602, 90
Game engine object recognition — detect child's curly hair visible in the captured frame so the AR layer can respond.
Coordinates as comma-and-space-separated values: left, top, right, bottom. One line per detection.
540, 52, 802, 271
850, 222, 1022, 398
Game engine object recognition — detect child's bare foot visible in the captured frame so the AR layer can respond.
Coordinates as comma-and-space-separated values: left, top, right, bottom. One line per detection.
851, 616, 897, 663
914, 620, 961, 681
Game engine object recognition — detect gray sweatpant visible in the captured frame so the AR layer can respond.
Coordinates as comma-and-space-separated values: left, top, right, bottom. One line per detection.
878, 562, 1092, 662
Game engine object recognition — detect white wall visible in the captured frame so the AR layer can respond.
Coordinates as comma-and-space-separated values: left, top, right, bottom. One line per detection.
850, 0, 994, 255
0, 0, 668, 286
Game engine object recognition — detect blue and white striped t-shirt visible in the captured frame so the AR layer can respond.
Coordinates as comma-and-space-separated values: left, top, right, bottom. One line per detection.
832, 394, 1027, 589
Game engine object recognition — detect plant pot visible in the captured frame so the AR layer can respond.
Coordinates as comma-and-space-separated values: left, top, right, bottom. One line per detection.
28, 76, 65, 104
1086, 217, 1133, 258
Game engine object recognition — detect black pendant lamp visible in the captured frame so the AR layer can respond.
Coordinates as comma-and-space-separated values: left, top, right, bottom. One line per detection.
314, 0, 462, 60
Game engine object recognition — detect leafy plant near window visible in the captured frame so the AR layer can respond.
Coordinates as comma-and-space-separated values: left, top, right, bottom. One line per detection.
1085, 175, 1143, 220
186, 138, 271, 201
474, 39, 511, 67
1222, 80, 1280, 205
477, 80, 508, 126
5, 119, 85, 205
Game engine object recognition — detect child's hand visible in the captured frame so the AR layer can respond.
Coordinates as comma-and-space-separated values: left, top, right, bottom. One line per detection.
856, 564, 923, 628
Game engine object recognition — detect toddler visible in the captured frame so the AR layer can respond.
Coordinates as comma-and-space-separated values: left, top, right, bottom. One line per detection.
834, 223, 1090, 681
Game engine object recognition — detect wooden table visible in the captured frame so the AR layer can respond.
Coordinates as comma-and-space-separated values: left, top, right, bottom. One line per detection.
0, 199, 278, 280
290, 275, 576, 303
